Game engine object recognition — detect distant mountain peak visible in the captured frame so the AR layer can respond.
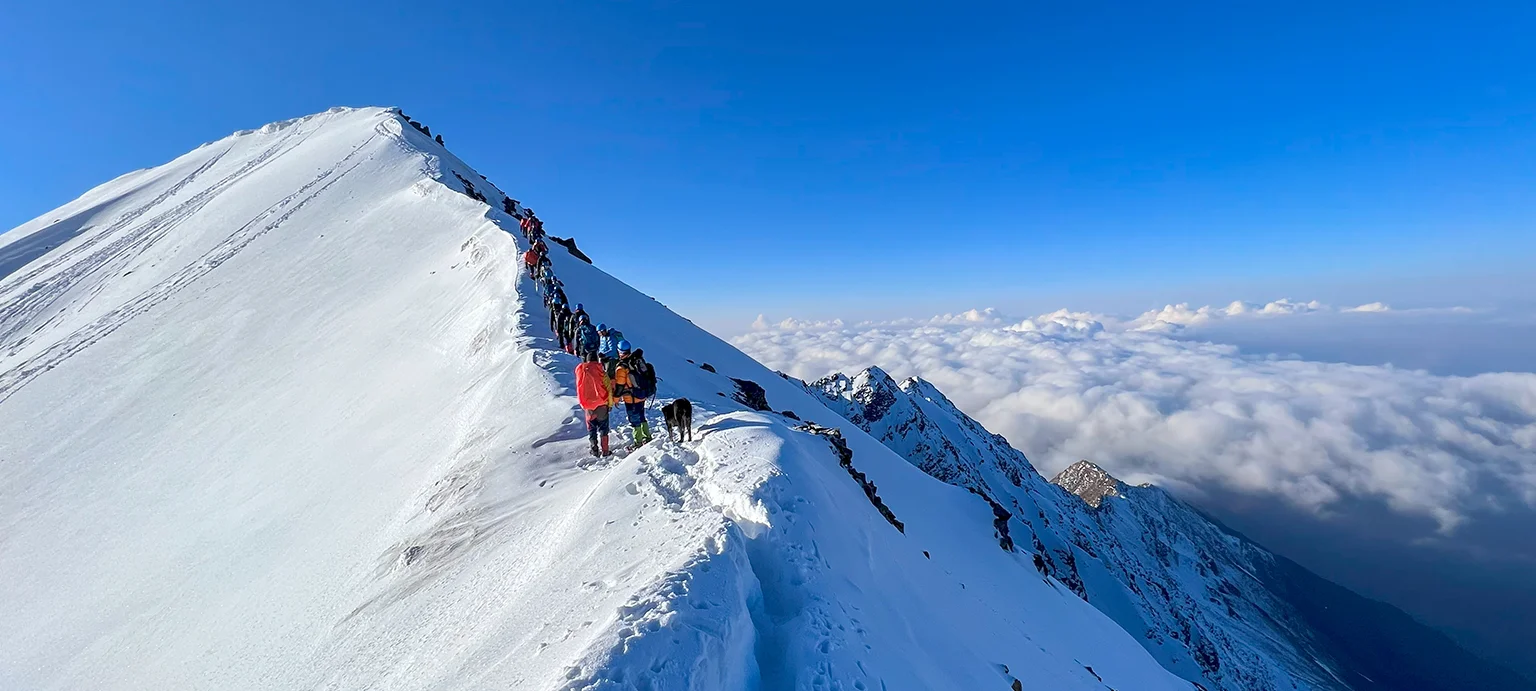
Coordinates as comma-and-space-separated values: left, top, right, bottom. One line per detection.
1051, 460, 1124, 508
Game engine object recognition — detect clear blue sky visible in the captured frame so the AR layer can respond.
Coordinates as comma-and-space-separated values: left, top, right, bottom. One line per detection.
4, 1, 1534, 328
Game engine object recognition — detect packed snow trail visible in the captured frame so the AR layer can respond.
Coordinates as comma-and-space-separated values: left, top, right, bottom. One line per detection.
0, 107, 1193, 690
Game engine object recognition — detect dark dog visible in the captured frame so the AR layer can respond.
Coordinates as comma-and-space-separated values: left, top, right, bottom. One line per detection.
661, 398, 693, 442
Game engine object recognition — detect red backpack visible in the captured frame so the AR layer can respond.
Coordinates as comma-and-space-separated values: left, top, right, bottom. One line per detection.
575, 362, 610, 411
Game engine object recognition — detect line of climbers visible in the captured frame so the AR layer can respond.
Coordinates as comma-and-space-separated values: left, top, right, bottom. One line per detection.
514, 208, 658, 458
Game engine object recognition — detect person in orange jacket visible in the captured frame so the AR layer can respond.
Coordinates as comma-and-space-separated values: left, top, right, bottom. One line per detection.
611, 342, 654, 448
575, 352, 614, 457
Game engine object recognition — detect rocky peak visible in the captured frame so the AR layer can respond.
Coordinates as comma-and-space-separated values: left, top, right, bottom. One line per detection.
1051, 460, 1124, 508
812, 367, 911, 427
810, 371, 852, 395
849, 368, 903, 422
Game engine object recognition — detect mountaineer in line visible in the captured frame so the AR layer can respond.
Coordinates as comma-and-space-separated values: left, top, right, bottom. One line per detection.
575, 353, 612, 458
611, 342, 656, 448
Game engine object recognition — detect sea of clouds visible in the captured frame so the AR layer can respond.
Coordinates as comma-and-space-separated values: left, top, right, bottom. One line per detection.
733, 300, 1536, 536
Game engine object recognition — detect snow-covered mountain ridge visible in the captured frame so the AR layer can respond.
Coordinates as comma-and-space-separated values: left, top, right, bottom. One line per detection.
0, 107, 1202, 690
802, 367, 1536, 691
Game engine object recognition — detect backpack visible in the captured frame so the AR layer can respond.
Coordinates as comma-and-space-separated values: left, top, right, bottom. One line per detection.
574, 362, 609, 411
630, 360, 657, 399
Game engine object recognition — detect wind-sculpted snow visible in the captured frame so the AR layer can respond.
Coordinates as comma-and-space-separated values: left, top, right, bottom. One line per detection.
0, 107, 1193, 689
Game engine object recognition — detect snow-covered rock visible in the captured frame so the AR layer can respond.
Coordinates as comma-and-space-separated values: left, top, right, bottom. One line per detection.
1052, 460, 1123, 508
0, 107, 1195, 690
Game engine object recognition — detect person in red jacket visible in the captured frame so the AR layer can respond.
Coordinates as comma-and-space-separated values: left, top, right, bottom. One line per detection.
523, 248, 539, 278
575, 353, 613, 457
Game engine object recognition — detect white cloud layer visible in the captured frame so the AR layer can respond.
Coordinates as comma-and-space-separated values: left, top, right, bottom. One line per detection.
734, 302, 1536, 534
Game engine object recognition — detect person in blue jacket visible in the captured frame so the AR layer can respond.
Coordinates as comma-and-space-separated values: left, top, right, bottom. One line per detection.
598, 324, 625, 366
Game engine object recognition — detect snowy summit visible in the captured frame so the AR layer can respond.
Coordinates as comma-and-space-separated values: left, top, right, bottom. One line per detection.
1, 106, 1527, 691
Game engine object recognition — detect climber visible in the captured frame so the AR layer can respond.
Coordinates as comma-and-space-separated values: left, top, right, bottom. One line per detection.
575, 313, 600, 359
598, 324, 625, 366
543, 276, 564, 309
550, 296, 570, 345
531, 256, 549, 286
523, 248, 539, 278
612, 342, 655, 448
575, 352, 613, 457
563, 307, 581, 352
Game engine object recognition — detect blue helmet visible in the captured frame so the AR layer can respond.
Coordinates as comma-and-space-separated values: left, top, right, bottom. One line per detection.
574, 303, 583, 311
618, 340, 631, 352
597, 323, 608, 332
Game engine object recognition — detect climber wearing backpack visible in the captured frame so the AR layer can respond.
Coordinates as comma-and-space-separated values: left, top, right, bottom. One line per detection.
523, 248, 539, 278
575, 352, 613, 458
598, 324, 625, 365
575, 314, 600, 359
565, 303, 587, 352
541, 271, 562, 305
550, 297, 570, 347
612, 343, 656, 447
546, 278, 564, 309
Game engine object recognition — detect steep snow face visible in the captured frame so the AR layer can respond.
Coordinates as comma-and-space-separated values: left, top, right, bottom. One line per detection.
805, 368, 1351, 691
0, 108, 1192, 690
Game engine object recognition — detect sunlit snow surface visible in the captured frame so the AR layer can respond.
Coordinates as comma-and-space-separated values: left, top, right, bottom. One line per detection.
0, 107, 1190, 690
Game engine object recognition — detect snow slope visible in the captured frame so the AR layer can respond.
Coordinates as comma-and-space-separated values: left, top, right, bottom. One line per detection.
0, 107, 1193, 689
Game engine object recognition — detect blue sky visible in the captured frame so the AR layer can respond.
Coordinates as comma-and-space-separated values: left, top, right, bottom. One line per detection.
3, 0, 1534, 328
